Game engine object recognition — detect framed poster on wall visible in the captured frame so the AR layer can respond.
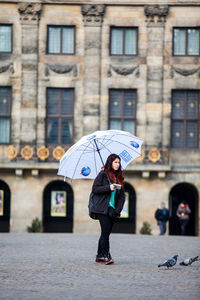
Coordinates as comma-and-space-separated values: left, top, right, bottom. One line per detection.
0, 190, 4, 216
50, 191, 67, 217
120, 191, 129, 218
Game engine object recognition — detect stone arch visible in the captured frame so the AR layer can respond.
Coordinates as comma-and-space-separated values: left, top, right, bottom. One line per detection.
0, 179, 11, 232
43, 180, 74, 232
169, 182, 198, 236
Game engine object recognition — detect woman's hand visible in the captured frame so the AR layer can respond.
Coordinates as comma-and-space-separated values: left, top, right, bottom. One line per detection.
110, 184, 116, 191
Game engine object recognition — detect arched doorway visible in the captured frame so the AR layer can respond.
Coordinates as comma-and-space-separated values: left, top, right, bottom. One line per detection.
169, 182, 198, 236
43, 180, 74, 232
112, 182, 136, 233
0, 180, 11, 232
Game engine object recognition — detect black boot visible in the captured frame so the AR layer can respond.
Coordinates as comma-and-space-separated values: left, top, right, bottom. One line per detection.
95, 254, 104, 264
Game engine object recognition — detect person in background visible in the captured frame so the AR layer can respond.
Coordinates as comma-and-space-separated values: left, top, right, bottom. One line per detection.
155, 201, 169, 235
176, 201, 191, 235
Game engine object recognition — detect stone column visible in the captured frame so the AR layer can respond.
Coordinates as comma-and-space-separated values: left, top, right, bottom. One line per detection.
18, 2, 42, 144
144, 5, 169, 147
81, 4, 105, 135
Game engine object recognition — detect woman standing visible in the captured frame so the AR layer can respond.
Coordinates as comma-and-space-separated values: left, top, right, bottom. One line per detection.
92, 154, 125, 265
176, 201, 191, 235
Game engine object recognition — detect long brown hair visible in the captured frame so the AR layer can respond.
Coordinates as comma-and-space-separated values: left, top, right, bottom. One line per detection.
104, 154, 124, 187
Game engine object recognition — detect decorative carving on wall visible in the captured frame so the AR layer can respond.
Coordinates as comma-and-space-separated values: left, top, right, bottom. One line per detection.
18, 2, 42, 22
144, 5, 169, 24
37, 146, 49, 161
45, 64, 77, 76
0, 63, 14, 74
4, 145, 18, 160
81, 4, 105, 26
21, 145, 34, 160
0, 145, 170, 165
52, 146, 65, 161
170, 66, 200, 78
148, 148, 161, 163
108, 65, 139, 77
85, 40, 100, 49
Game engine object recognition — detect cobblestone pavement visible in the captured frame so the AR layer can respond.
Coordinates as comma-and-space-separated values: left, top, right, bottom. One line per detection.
0, 233, 200, 300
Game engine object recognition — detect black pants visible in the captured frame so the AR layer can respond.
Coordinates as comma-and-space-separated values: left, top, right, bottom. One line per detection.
158, 221, 167, 235
97, 214, 114, 257
180, 219, 189, 235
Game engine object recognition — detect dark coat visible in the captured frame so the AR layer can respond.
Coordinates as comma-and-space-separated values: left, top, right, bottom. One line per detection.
92, 171, 125, 216
176, 204, 191, 220
155, 208, 169, 222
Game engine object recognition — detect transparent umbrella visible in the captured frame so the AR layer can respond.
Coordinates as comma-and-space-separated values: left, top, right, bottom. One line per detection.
57, 130, 143, 180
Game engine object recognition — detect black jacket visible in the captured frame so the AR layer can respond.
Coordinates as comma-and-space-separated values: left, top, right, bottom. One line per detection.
92, 171, 125, 216
155, 208, 169, 222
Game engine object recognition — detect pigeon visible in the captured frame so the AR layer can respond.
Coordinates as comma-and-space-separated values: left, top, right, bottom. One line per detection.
158, 255, 178, 269
179, 256, 199, 266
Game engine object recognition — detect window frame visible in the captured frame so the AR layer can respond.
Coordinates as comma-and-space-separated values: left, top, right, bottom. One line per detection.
46, 87, 74, 146
46, 25, 76, 55
173, 27, 200, 56
109, 26, 138, 56
108, 89, 137, 134
171, 90, 200, 149
0, 24, 12, 54
0, 86, 12, 145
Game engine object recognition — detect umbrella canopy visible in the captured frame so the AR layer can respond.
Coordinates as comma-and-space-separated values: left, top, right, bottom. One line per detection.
57, 130, 143, 180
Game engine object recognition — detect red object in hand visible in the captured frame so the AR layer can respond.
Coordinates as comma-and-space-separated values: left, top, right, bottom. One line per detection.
185, 204, 188, 208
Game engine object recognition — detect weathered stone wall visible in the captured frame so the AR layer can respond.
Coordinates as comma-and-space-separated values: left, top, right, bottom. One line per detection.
163, 6, 200, 151
38, 4, 84, 144
2, 167, 199, 234
101, 5, 147, 145
0, 3, 21, 145
125, 172, 200, 235
1, 169, 98, 233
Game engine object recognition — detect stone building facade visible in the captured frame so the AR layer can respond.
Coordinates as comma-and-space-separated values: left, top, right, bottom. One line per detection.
0, 0, 200, 235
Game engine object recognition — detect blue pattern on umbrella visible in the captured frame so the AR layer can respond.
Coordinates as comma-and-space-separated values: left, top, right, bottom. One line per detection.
81, 166, 91, 176
119, 150, 133, 163
130, 141, 139, 148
